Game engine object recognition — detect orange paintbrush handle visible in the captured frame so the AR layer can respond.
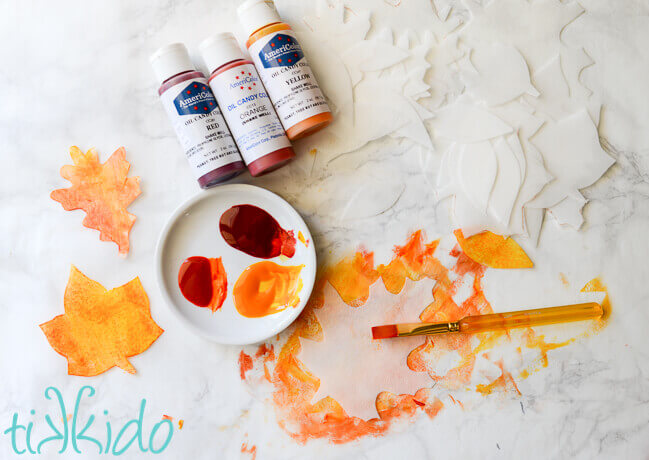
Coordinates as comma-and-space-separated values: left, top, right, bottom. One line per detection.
458, 302, 603, 333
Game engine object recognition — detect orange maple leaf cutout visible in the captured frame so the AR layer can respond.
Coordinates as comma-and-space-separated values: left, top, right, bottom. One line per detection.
40, 266, 163, 377
454, 229, 533, 269
50, 146, 141, 255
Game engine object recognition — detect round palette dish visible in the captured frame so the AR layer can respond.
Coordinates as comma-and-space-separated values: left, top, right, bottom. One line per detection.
155, 184, 317, 345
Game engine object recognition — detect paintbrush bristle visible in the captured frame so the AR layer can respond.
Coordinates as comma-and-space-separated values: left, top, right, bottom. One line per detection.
371, 324, 398, 340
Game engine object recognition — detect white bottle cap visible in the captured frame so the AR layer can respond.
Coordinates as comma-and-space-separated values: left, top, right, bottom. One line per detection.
237, 0, 282, 38
149, 43, 195, 85
200, 33, 246, 74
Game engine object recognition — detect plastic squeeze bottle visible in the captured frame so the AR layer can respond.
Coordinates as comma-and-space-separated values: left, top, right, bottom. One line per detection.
237, 0, 333, 140
200, 33, 295, 176
150, 43, 245, 188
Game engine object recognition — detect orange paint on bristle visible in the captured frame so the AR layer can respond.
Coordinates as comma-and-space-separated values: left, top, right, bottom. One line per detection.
371, 325, 398, 339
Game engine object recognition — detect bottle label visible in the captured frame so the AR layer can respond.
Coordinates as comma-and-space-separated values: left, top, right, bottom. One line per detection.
249, 30, 330, 130
160, 77, 241, 179
209, 63, 291, 165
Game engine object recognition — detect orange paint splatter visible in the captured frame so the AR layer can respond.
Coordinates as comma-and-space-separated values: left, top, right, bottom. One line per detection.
178, 420, 184, 429
581, 277, 612, 322
297, 231, 309, 247
241, 231, 606, 444
377, 230, 441, 294
476, 361, 521, 396
560, 273, 569, 286
454, 230, 533, 269
162, 415, 173, 421
448, 394, 464, 409
233, 262, 303, 318
239, 351, 253, 380
241, 443, 257, 459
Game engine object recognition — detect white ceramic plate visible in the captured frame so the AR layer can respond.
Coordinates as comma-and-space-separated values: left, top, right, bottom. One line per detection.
155, 184, 317, 345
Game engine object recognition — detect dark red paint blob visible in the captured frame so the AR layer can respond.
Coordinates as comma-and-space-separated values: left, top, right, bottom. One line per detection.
178, 256, 227, 312
219, 205, 296, 259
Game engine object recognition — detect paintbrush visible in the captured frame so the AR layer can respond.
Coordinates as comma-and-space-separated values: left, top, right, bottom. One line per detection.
371, 302, 603, 339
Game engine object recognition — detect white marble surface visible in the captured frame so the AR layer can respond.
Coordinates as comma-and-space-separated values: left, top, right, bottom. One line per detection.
1, 0, 649, 458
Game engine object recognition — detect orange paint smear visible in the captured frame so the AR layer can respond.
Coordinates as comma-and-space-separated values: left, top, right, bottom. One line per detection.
297, 231, 309, 248
241, 443, 257, 460
233, 262, 304, 318
241, 231, 608, 444
327, 251, 379, 307
239, 351, 253, 380
560, 273, 569, 286
476, 361, 521, 396
162, 415, 173, 421
178, 420, 184, 429
582, 277, 612, 323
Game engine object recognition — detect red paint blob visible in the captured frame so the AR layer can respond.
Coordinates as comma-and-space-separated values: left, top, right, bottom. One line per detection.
219, 205, 296, 259
178, 256, 227, 312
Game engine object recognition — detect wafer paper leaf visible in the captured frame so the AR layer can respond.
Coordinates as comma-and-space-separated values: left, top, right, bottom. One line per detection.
40, 266, 163, 376
50, 146, 141, 255
454, 230, 533, 269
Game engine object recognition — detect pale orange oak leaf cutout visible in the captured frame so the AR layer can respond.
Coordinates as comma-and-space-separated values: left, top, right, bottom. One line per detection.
51, 146, 141, 255
454, 229, 533, 269
40, 266, 163, 377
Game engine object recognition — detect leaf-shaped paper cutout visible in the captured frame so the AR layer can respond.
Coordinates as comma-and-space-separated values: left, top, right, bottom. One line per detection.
454, 230, 533, 269
527, 110, 614, 209
434, 97, 513, 142
458, 141, 497, 213
40, 266, 163, 376
463, 43, 538, 106
51, 146, 141, 255
489, 137, 522, 227
547, 193, 587, 229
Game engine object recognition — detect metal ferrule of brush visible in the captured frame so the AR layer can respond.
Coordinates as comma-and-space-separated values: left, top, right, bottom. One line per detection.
402, 322, 460, 336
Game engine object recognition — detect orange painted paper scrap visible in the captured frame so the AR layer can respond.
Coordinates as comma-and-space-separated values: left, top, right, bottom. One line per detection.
51, 146, 141, 255
40, 266, 163, 376
454, 230, 533, 269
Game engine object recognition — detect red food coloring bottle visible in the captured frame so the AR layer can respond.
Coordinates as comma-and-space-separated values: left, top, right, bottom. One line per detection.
150, 43, 246, 188
200, 33, 295, 176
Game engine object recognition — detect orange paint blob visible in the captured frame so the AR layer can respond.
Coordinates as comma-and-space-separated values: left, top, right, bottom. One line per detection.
233, 262, 303, 318
178, 256, 227, 312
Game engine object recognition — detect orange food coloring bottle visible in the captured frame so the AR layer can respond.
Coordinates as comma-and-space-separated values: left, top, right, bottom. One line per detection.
237, 0, 333, 140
